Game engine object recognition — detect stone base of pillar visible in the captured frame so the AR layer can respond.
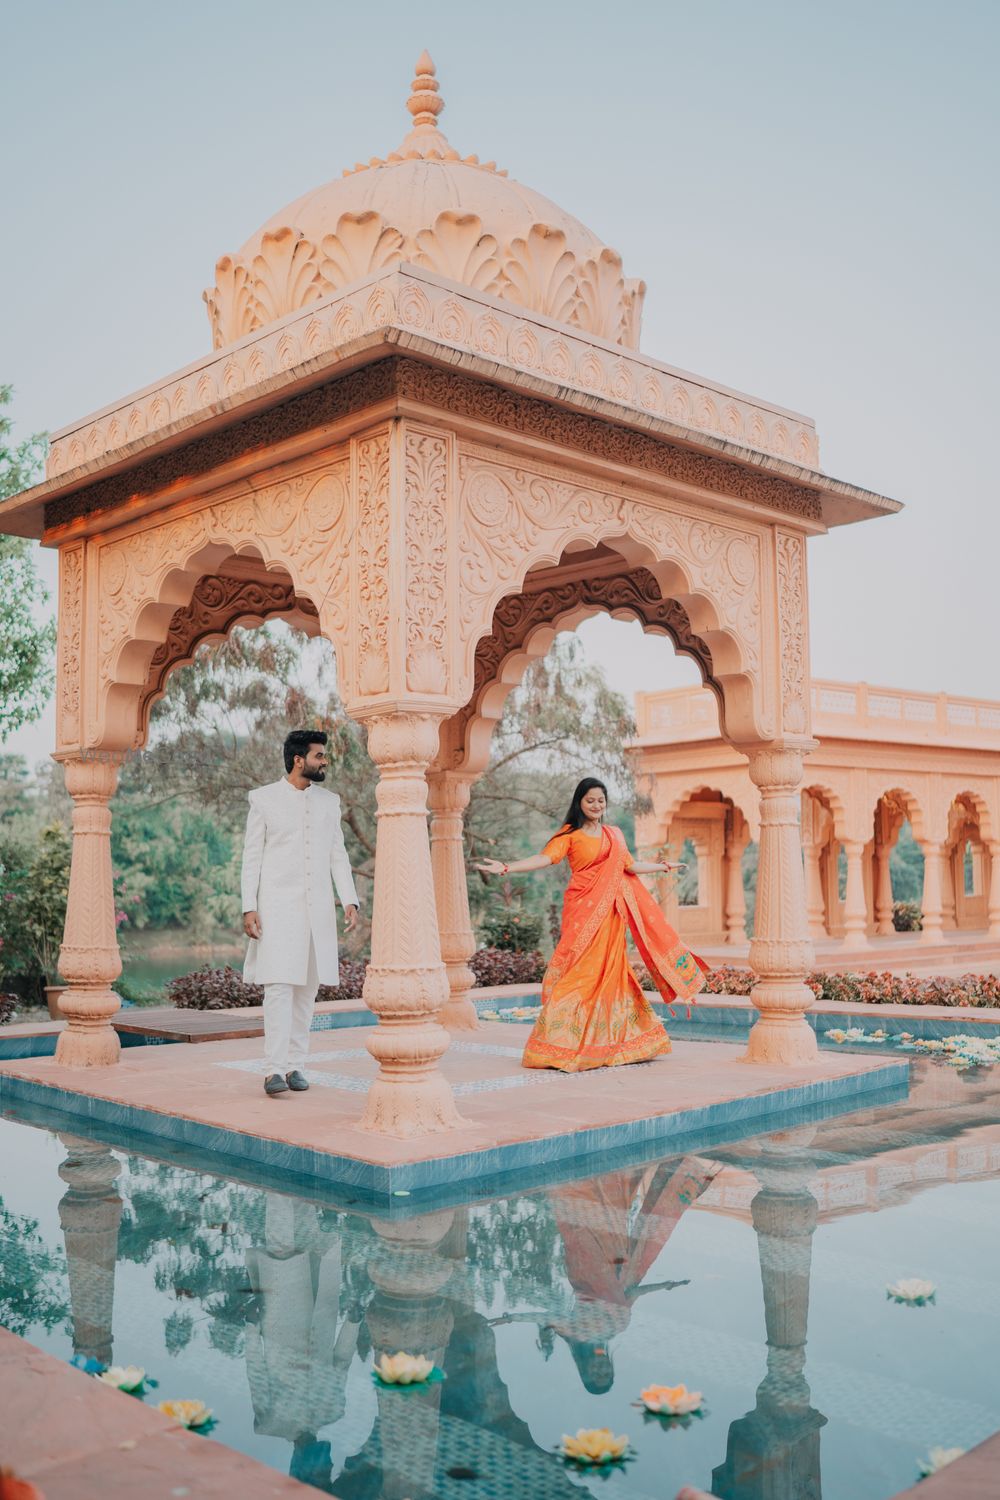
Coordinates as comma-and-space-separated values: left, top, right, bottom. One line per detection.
54, 985, 122, 1067
743, 980, 819, 1066
439, 960, 479, 1032
358, 1014, 464, 1137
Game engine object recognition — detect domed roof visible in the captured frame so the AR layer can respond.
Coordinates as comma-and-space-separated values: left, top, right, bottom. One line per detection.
204, 53, 645, 350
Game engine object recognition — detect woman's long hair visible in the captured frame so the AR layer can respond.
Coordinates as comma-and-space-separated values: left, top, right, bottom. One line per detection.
562, 777, 609, 832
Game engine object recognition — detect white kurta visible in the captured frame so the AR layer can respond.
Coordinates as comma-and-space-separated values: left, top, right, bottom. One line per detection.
240, 779, 359, 987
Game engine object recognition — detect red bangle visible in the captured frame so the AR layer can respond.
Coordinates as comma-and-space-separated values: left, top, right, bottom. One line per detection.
501, 863, 509, 874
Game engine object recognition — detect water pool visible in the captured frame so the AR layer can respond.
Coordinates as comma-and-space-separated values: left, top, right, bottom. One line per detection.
3, 1055, 999, 1500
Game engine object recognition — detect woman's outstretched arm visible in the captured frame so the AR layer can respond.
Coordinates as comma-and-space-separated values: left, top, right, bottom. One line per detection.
476, 853, 553, 876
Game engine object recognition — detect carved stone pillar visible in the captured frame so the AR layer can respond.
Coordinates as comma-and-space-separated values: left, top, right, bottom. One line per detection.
58, 1135, 123, 1367
55, 755, 124, 1067
724, 825, 749, 944
873, 842, 895, 936
919, 842, 945, 945
358, 713, 464, 1136
427, 770, 479, 1032
941, 847, 958, 931
802, 838, 826, 942
841, 840, 870, 948
987, 843, 1000, 939
743, 746, 817, 1065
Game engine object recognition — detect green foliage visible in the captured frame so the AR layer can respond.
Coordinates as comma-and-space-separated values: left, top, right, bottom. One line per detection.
0, 821, 70, 982
0, 1199, 69, 1336
479, 907, 545, 951
890, 821, 924, 903
0, 387, 54, 741
892, 900, 923, 932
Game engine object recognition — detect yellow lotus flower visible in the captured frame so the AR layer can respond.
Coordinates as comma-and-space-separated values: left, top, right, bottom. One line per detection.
375, 1352, 434, 1385
561, 1428, 630, 1465
887, 1277, 936, 1304
826, 1029, 847, 1044
157, 1398, 213, 1428
95, 1365, 145, 1392
640, 1382, 704, 1415
918, 1446, 964, 1477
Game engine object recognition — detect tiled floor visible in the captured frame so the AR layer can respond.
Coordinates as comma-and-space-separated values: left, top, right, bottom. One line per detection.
0, 1023, 907, 1195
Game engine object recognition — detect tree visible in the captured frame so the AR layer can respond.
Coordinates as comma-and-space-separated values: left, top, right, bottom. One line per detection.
0, 386, 54, 740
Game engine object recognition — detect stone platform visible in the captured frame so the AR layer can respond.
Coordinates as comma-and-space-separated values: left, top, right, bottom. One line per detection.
0, 1023, 907, 1204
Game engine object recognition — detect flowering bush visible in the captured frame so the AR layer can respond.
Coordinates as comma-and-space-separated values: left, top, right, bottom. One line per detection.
169, 959, 369, 1010
0, 993, 16, 1026
470, 947, 546, 987
892, 900, 923, 932
703, 964, 1000, 1009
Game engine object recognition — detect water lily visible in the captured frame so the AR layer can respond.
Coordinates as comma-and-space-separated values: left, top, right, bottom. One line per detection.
887, 1278, 936, 1305
95, 1365, 146, 1392
374, 1352, 435, 1385
157, 1398, 213, 1428
639, 1382, 704, 1415
560, 1428, 630, 1465
917, 1446, 964, 1478
479, 1009, 500, 1020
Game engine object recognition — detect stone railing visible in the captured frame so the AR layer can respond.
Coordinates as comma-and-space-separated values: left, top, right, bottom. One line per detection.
635, 681, 1000, 751
46, 265, 820, 481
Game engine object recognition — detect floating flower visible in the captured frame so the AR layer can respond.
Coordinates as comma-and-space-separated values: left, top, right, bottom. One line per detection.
157, 1398, 213, 1428
825, 1029, 847, 1044
374, 1352, 435, 1385
560, 1428, 630, 1466
95, 1365, 146, 1392
639, 1382, 704, 1416
887, 1278, 936, 1305
917, 1446, 964, 1478
479, 1009, 500, 1020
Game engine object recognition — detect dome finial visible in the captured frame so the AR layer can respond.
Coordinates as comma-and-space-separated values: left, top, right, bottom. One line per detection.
407, 50, 443, 129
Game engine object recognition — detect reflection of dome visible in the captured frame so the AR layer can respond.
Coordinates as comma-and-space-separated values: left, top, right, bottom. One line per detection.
204, 52, 645, 351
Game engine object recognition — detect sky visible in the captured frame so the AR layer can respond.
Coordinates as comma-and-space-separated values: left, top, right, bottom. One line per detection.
3, 0, 998, 770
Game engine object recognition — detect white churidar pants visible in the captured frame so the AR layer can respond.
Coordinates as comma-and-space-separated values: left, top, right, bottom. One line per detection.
262, 938, 319, 1077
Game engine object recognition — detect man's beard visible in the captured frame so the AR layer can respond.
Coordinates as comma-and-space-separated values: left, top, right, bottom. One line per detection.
302, 766, 326, 783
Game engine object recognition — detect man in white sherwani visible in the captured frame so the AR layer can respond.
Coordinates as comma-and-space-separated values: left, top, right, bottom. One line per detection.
241, 729, 360, 1096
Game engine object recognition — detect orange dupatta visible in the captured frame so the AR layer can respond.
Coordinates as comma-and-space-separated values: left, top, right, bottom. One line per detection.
548, 826, 706, 1012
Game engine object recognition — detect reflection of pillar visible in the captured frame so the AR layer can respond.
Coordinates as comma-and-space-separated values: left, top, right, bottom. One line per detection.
427, 770, 478, 1032
58, 1135, 123, 1367
55, 755, 124, 1066
744, 746, 817, 1065
712, 1139, 825, 1500
724, 825, 749, 944
987, 843, 1000, 938
873, 841, 895, 936
358, 714, 463, 1136
919, 842, 945, 944
841, 841, 869, 948
802, 838, 825, 942
365, 1210, 458, 1500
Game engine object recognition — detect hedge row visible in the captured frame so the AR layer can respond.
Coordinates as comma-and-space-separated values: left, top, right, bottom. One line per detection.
696, 964, 1000, 1009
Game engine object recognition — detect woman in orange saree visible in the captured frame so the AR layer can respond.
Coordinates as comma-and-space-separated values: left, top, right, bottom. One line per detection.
477, 777, 708, 1072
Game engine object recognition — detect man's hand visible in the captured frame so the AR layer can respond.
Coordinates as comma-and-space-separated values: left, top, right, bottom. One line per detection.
344, 904, 360, 933
243, 910, 262, 939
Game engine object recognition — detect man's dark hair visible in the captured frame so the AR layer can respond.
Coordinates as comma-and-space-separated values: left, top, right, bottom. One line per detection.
283, 729, 328, 773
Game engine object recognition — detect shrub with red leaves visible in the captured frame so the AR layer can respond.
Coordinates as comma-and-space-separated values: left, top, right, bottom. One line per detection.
701, 964, 1000, 1009
169, 959, 370, 1010
470, 947, 546, 987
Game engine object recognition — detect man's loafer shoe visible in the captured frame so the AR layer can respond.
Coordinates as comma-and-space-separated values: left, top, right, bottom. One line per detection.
286, 1071, 310, 1091
264, 1073, 289, 1095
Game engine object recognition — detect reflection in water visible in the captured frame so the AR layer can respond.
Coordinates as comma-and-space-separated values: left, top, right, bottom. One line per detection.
245, 1194, 362, 1490
58, 1134, 123, 1367
15, 1060, 1000, 1500
714, 1132, 825, 1500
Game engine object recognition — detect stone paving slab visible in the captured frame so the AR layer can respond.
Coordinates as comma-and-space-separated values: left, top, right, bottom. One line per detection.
889, 1430, 1000, 1498
0, 1327, 310, 1498
0, 1023, 906, 1200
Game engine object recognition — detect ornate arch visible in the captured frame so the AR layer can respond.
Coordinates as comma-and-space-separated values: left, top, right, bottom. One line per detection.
658, 781, 759, 843
946, 788, 994, 845
82, 458, 351, 748
870, 785, 928, 844
803, 782, 849, 844
456, 445, 777, 745
438, 566, 717, 773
